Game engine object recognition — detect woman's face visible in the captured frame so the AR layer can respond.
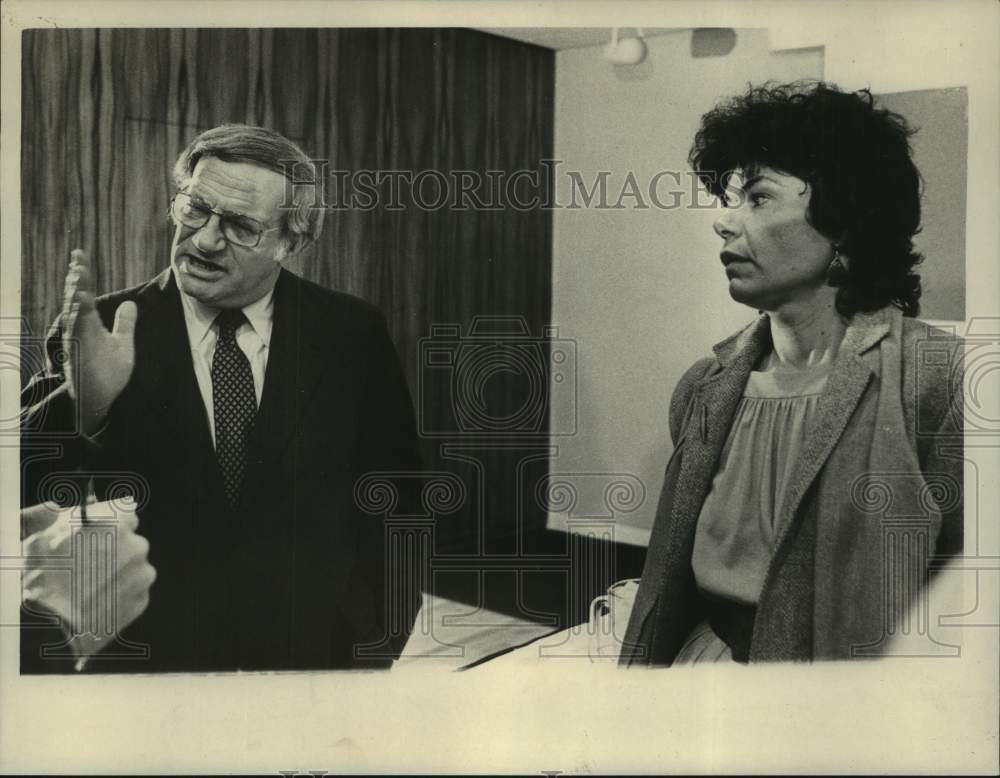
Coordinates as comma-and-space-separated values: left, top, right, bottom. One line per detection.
712, 167, 835, 312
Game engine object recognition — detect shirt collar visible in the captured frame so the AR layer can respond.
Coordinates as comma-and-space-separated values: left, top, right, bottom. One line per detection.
177, 272, 275, 350
240, 286, 275, 347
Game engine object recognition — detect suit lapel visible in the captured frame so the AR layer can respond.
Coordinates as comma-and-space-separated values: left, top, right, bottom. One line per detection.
253, 269, 327, 456
237, 270, 364, 614
142, 269, 355, 515
139, 271, 219, 472
136, 269, 223, 503
243, 270, 350, 506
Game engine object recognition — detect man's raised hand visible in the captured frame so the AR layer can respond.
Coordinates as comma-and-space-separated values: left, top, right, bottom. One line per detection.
61, 249, 138, 435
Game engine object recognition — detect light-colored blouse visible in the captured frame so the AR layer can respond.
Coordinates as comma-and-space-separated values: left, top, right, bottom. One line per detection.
674, 362, 831, 664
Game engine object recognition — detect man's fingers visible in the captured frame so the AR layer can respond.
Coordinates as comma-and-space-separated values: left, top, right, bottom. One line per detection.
84, 498, 141, 533
62, 266, 77, 317
63, 251, 100, 336
68, 249, 94, 294
118, 507, 140, 534
119, 552, 156, 587
70, 274, 97, 318
70, 248, 92, 275
112, 300, 138, 338
20, 502, 63, 539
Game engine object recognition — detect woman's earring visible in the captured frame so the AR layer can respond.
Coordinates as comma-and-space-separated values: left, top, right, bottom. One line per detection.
827, 246, 847, 282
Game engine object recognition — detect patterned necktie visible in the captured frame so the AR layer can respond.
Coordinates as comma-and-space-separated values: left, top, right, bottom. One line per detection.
211, 309, 256, 509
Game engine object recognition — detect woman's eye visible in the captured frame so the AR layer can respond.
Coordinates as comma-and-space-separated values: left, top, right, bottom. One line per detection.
749, 192, 769, 207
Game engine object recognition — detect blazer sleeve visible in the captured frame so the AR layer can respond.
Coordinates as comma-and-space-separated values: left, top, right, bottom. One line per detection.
619, 355, 718, 666
922, 349, 964, 560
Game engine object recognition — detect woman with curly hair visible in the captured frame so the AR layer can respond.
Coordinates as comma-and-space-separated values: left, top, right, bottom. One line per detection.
619, 81, 964, 665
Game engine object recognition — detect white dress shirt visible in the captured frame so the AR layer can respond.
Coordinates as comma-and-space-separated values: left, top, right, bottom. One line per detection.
177, 281, 274, 448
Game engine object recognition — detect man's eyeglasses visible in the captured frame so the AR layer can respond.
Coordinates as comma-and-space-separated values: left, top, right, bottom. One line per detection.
168, 192, 281, 248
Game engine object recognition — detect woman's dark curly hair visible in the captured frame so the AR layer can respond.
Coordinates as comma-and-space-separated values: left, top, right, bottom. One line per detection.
689, 80, 923, 317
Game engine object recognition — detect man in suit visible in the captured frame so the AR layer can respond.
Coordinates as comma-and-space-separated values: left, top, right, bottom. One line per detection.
21, 124, 422, 672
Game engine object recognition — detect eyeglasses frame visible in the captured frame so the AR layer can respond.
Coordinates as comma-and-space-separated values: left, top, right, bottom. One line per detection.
168, 192, 283, 249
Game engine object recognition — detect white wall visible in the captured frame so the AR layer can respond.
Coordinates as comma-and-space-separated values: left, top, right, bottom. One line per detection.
770, 6, 998, 326
548, 30, 822, 542
548, 13, 998, 545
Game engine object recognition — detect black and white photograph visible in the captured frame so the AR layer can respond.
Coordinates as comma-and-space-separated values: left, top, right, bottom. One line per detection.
1, 0, 998, 773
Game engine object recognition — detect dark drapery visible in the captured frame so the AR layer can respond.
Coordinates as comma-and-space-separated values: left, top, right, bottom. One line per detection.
21, 28, 555, 550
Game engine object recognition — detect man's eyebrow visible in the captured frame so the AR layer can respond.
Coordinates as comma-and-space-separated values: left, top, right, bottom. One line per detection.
186, 193, 261, 224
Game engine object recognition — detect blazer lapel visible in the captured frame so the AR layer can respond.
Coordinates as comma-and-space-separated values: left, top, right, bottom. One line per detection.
766, 309, 891, 557
673, 317, 772, 551
637, 317, 771, 650
629, 309, 894, 662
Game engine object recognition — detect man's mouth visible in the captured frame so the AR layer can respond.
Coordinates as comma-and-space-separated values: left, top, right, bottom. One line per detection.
185, 254, 225, 274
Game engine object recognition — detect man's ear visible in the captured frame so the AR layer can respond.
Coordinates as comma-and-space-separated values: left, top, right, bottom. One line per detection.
277, 231, 309, 261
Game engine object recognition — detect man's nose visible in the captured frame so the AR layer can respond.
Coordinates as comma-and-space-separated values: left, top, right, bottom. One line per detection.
192, 214, 227, 253
713, 206, 740, 241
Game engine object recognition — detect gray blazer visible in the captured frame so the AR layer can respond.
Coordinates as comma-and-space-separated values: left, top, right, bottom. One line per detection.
620, 306, 964, 665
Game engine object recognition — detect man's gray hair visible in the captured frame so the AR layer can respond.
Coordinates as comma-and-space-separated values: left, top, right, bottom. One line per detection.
173, 124, 324, 250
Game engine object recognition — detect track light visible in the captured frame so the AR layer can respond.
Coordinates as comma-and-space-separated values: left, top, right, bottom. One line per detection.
603, 27, 647, 65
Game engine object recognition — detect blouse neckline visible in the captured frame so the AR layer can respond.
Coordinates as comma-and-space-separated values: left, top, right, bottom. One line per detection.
745, 362, 832, 399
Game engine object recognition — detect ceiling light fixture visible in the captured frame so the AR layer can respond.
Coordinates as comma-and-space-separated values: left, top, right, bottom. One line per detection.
603, 27, 647, 65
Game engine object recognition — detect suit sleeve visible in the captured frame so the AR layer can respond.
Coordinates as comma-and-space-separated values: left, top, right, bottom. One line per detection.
353, 312, 424, 661
20, 315, 100, 508
19, 318, 89, 673
359, 314, 423, 477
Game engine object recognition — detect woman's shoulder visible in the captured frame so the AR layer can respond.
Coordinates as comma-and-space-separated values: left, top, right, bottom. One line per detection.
899, 315, 962, 347
671, 357, 720, 405
667, 357, 719, 441
667, 318, 761, 430
896, 314, 964, 434
675, 356, 719, 392
897, 315, 963, 379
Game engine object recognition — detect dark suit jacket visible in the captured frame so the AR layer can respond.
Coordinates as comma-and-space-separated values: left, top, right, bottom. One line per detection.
620, 307, 964, 665
21, 268, 422, 673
